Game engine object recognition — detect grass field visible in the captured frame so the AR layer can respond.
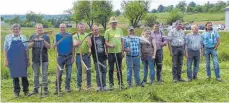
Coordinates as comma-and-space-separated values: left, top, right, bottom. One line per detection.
1, 26, 229, 102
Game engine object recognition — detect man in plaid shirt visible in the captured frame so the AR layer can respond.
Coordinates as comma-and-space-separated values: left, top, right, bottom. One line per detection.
123, 26, 142, 88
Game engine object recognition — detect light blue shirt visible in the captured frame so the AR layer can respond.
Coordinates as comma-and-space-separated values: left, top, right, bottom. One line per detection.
185, 33, 203, 51
201, 30, 220, 48
4, 34, 28, 51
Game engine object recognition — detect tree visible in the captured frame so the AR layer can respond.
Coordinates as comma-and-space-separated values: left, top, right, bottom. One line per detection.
176, 0, 187, 12
121, 1, 151, 27
144, 14, 157, 27
91, 1, 113, 30
1, 17, 3, 21
157, 5, 164, 12
214, 1, 227, 12
164, 5, 174, 12
194, 5, 203, 12
25, 11, 43, 24
5, 15, 22, 25
73, 1, 94, 29
166, 9, 184, 25
202, 1, 212, 12
115, 9, 121, 16
188, 1, 196, 7
151, 9, 157, 13
49, 17, 67, 28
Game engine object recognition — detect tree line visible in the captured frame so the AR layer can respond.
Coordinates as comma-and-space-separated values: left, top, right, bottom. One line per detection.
2, 0, 228, 29
153, 0, 229, 13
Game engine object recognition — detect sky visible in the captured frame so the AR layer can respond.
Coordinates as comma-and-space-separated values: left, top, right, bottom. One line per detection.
0, 0, 228, 15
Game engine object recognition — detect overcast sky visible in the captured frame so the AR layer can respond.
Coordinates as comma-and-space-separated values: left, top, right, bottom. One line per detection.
0, 0, 228, 15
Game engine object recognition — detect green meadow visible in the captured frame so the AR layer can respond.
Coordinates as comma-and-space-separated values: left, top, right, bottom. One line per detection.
1, 25, 229, 102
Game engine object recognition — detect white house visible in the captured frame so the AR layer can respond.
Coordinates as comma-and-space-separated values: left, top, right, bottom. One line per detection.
225, 6, 229, 30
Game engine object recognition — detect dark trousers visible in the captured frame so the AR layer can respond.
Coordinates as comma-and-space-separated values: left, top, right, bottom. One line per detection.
171, 46, 184, 80
155, 49, 163, 81
94, 60, 107, 87
108, 53, 123, 86
13, 77, 29, 93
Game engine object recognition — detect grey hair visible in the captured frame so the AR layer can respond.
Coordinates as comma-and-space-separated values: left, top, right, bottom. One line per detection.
35, 23, 43, 28
191, 25, 198, 30
11, 24, 21, 29
59, 23, 66, 28
175, 20, 183, 26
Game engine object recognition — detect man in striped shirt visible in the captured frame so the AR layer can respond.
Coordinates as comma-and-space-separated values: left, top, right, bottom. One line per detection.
185, 25, 203, 81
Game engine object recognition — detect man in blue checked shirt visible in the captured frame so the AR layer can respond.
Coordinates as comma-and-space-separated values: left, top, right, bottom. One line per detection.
123, 26, 142, 88
202, 22, 221, 81
185, 25, 203, 82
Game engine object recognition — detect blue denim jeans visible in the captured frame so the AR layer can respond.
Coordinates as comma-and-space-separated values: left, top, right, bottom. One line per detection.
76, 54, 91, 88
142, 56, 155, 83
126, 56, 141, 86
55, 55, 72, 91
186, 55, 200, 80
204, 49, 220, 78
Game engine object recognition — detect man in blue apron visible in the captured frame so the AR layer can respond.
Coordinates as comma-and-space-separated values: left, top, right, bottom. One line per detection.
4, 24, 29, 98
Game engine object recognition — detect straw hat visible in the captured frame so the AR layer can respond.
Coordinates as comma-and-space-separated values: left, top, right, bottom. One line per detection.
109, 17, 118, 24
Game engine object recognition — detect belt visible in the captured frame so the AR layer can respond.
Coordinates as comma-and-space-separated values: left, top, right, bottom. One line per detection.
205, 47, 214, 49
172, 46, 183, 48
126, 55, 139, 57
58, 53, 72, 57
76, 53, 88, 56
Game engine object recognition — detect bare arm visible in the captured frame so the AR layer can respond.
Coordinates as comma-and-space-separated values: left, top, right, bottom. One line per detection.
105, 40, 115, 48
121, 38, 124, 53
162, 32, 168, 46
152, 39, 157, 57
185, 44, 188, 58
168, 43, 172, 56
43, 40, 51, 49
4, 50, 9, 67
4, 50, 8, 62
214, 38, 220, 50
28, 42, 34, 49
87, 36, 92, 49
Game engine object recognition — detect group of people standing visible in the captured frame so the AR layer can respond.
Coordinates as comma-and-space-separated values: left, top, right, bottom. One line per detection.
3, 17, 221, 98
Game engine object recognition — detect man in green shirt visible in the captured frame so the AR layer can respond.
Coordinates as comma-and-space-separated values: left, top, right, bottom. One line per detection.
73, 23, 92, 90
105, 17, 125, 89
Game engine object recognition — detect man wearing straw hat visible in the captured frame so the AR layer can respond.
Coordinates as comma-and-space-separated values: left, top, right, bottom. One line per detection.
105, 17, 125, 90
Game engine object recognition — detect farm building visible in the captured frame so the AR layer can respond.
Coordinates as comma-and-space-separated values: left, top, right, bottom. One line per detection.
225, 6, 229, 30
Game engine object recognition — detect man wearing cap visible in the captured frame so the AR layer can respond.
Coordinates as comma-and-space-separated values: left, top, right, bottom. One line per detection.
168, 20, 186, 83
123, 26, 141, 88
104, 17, 125, 89
151, 23, 167, 83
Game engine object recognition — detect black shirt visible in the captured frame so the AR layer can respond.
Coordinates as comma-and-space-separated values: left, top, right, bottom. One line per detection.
91, 35, 107, 62
30, 34, 50, 63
